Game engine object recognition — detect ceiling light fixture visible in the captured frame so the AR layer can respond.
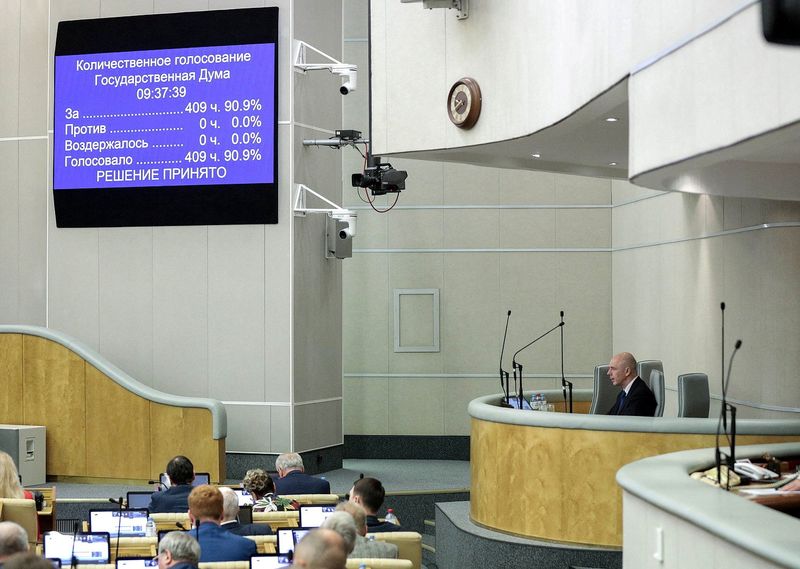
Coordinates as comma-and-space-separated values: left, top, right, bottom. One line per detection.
531, 153, 541, 158
608, 162, 618, 166
605, 117, 618, 122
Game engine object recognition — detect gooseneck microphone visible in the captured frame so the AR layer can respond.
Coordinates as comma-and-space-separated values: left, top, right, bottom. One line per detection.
109, 497, 124, 562
512, 314, 565, 408
559, 310, 572, 413
69, 521, 80, 569
716, 334, 743, 489
499, 310, 512, 407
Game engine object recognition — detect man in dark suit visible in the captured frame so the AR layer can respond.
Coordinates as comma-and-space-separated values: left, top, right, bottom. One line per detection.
274, 453, 330, 495
348, 477, 404, 533
188, 485, 257, 562
218, 487, 271, 536
148, 456, 195, 514
606, 352, 657, 417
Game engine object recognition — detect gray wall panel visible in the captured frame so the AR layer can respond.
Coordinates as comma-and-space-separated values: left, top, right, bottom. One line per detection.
208, 225, 266, 400
17, 140, 48, 326
293, 400, 342, 452
0, 0, 21, 137
18, 0, 48, 137
98, 227, 154, 385
152, 226, 208, 397
0, 144, 21, 323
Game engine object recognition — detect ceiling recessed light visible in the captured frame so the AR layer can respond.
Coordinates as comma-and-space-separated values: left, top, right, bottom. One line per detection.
605, 117, 618, 122
608, 162, 618, 166
531, 153, 541, 158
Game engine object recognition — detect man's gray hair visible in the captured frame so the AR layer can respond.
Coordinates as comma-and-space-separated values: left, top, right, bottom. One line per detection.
320, 512, 357, 554
0, 522, 28, 558
219, 486, 239, 521
158, 531, 200, 564
293, 529, 345, 569
335, 501, 367, 534
275, 453, 304, 472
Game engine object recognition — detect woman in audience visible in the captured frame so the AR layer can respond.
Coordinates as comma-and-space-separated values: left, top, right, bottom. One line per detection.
242, 468, 294, 511
0, 452, 33, 500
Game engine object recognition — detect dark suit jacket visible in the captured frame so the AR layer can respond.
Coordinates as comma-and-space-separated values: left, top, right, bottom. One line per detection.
274, 470, 330, 495
221, 520, 273, 536
147, 484, 192, 513
366, 514, 404, 533
196, 521, 258, 562
607, 377, 657, 417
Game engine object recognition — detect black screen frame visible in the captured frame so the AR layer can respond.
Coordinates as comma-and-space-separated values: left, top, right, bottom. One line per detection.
53, 7, 279, 228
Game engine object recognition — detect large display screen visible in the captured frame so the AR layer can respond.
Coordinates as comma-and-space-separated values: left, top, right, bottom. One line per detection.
53, 8, 278, 227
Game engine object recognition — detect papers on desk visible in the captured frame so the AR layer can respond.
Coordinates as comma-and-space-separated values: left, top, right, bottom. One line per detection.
739, 488, 800, 496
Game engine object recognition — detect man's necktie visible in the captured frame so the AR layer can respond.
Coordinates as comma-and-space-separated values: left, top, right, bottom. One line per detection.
615, 390, 626, 414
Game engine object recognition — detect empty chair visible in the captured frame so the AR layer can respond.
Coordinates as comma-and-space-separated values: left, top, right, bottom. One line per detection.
636, 360, 663, 391
678, 373, 710, 418
589, 364, 619, 414
649, 369, 666, 417
0, 498, 38, 547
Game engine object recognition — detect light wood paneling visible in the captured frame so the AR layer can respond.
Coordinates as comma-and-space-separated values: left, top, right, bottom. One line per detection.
86, 364, 151, 479
22, 336, 86, 475
150, 404, 224, 482
0, 332, 225, 481
470, 417, 797, 546
0, 334, 24, 423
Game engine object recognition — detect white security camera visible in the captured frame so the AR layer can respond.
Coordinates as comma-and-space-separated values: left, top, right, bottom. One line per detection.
336, 68, 357, 95
331, 210, 357, 239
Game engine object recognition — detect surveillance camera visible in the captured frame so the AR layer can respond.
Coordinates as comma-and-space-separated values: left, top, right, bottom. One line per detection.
338, 69, 357, 95
338, 225, 354, 240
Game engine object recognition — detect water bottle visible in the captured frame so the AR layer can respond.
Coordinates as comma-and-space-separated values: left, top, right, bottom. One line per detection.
146, 517, 156, 537
540, 393, 548, 410
384, 509, 399, 525
531, 393, 540, 410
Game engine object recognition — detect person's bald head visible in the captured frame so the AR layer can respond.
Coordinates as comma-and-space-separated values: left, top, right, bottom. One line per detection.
608, 352, 637, 388
0, 522, 28, 560
291, 528, 346, 569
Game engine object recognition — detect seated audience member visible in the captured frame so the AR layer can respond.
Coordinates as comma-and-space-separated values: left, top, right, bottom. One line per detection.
188, 485, 257, 562
319, 512, 356, 555
0, 453, 33, 500
291, 528, 346, 569
274, 453, 330, 495
335, 502, 397, 559
157, 531, 201, 569
3, 553, 53, 569
148, 456, 195, 513
242, 468, 293, 512
348, 477, 403, 532
606, 352, 658, 417
218, 486, 271, 536
0, 522, 29, 565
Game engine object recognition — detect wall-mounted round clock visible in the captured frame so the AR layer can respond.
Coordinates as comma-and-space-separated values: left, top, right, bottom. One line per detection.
447, 77, 482, 129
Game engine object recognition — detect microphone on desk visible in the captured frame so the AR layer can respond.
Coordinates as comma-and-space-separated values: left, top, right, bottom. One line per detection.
148, 479, 167, 490
111, 496, 124, 562
499, 310, 513, 407
69, 521, 80, 569
512, 315, 565, 409
558, 310, 573, 413
716, 334, 743, 489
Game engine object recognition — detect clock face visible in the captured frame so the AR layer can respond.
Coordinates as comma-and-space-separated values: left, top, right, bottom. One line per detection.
447, 77, 481, 129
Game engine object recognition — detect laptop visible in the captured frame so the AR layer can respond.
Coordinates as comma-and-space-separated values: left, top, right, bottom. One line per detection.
234, 488, 254, 506
116, 558, 159, 569
250, 554, 291, 569
43, 531, 111, 565
158, 528, 191, 543
298, 505, 337, 528
45, 560, 62, 569
126, 491, 153, 510
89, 509, 149, 537
159, 472, 210, 488
276, 528, 312, 555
